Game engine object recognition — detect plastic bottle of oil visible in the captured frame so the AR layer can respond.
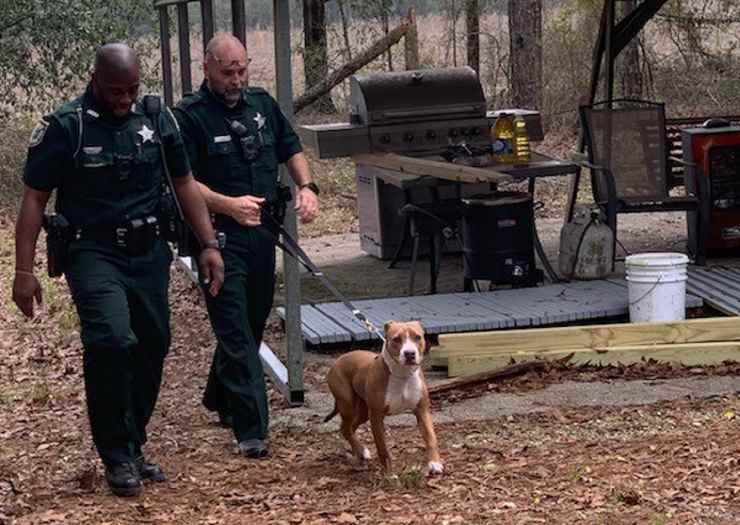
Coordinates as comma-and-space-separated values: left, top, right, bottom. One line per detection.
490, 113, 515, 163
513, 114, 531, 163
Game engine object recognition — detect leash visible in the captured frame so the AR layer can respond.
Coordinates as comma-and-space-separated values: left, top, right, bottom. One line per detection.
260, 211, 386, 344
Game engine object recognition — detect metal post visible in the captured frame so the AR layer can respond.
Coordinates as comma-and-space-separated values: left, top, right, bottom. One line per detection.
605, 0, 615, 106
158, 4, 174, 106
177, 2, 192, 96
274, 0, 304, 406
200, 0, 214, 51
232, 0, 247, 47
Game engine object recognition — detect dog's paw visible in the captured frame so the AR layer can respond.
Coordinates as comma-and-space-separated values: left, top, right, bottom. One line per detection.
427, 461, 444, 475
360, 447, 371, 461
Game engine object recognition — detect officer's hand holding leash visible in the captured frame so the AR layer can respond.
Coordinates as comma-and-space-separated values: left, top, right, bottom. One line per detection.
230, 194, 265, 226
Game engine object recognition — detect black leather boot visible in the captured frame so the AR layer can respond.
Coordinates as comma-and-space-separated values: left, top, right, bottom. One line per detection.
238, 439, 268, 459
105, 462, 143, 497
135, 456, 166, 482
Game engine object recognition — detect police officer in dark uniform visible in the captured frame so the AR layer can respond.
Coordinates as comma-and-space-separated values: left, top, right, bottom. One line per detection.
174, 33, 319, 458
12, 43, 225, 497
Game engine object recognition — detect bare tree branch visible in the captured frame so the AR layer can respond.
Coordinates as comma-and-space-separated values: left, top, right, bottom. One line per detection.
294, 15, 411, 114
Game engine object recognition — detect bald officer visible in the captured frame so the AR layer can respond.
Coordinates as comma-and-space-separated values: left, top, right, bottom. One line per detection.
13, 43, 224, 497
174, 33, 319, 459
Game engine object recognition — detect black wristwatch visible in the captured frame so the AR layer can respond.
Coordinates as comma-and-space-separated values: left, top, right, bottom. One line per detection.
299, 181, 320, 195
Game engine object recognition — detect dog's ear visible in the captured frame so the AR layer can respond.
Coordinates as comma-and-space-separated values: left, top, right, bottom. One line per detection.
384, 321, 395, 335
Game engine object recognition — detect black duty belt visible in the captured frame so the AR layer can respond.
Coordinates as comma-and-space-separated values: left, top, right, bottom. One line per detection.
72, 215, 162, 254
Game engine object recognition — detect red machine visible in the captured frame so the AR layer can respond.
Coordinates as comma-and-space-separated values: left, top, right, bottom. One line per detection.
682, 124, 740, 254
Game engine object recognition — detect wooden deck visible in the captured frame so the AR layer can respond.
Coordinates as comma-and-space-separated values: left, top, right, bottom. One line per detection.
276, 278, 704, 347
686, 266, 740, 315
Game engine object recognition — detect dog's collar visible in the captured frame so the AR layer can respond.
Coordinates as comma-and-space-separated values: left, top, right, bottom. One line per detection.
381, 347, 418, 378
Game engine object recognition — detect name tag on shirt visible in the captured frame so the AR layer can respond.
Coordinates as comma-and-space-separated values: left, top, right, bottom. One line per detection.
213, 135, 232, 144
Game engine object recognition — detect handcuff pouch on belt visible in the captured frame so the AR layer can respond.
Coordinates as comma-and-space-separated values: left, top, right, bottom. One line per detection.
117, 216, 160, 256
42, 213, 71, 277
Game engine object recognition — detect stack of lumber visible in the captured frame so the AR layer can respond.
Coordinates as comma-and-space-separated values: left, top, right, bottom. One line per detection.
430, 317, 740, 377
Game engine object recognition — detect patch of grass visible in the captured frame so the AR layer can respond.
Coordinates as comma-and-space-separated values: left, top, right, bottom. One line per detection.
383, 465, 426, 490
31, 367, 51, 406
566, 463, 587, 482
648, 513, 669, 525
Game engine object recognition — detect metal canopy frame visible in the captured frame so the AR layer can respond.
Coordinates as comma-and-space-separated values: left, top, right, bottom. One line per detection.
566, 0, 670, 222
154, 0, 305, 406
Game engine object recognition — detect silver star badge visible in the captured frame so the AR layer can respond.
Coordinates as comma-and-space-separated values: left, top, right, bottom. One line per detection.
137, 124, 155, 143
254, 112, 266, 130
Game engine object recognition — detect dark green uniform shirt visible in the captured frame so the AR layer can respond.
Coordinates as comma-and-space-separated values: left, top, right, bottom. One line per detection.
24, 84, 190, 228
173, 82, 302, 203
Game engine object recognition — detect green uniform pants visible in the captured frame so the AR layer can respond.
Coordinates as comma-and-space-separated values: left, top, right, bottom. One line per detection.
202, 226, 275, 442
65, 239, 172, 467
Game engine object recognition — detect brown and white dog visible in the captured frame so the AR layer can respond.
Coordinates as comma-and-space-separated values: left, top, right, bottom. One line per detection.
324, 320, 443, 475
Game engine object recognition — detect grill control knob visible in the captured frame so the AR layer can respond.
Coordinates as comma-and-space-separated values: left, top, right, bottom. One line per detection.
471, 127, 481, 136
426, 130, 437, 140
403, 132, 414, 142
449, 128, 459, 138
380, 134, 391, 144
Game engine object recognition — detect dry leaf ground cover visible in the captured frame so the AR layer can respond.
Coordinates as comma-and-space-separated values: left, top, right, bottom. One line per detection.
3, 135, 740, 524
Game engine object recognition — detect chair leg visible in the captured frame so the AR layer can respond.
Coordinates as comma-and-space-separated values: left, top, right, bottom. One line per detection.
408, 234, 421, 296
429, 235, 442, 295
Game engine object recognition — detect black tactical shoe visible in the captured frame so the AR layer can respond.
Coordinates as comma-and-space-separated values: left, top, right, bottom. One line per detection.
135, 456, 166, 483
105, 462, 143, 497
238, 439, 268, 459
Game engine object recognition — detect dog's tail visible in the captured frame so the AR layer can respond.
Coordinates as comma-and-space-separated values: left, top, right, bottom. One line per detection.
323, 403, 339, 423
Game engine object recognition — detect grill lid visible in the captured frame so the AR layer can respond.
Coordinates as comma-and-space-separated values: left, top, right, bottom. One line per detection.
350, 66, 486, 126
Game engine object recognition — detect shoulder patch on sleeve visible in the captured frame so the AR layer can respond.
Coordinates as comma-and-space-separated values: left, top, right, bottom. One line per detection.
28, 120, 49, 148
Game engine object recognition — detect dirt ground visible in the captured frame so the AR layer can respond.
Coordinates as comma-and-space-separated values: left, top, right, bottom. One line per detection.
3, 172, 740, 524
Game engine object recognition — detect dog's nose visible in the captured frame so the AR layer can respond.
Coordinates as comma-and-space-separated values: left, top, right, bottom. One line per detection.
402, 350, 417, 362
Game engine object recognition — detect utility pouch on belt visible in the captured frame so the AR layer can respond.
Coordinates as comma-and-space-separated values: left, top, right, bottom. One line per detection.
42, 213, 70, 277
121, 216, 159, 256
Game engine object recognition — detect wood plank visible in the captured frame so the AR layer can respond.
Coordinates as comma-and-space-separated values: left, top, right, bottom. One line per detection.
432, 316, 740, 359
446, 341, 740, 377
428, 361, 546, 395
352, 152, 513, 184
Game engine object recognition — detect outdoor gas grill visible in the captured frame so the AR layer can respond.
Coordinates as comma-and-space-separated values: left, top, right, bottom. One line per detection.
300, 66, 543, 160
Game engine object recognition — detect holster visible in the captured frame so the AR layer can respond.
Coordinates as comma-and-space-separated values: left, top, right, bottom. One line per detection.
42, 213, 70, 277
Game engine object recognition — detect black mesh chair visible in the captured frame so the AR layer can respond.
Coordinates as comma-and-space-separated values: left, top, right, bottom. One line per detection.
579, 99, 709, 265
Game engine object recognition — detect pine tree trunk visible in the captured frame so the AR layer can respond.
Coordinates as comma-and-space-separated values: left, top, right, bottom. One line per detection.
303, 0, 336, 113
466, 0, 480, 74
337, 0, 352, 61
508, 0, 542, 109
619, 0, 643, 99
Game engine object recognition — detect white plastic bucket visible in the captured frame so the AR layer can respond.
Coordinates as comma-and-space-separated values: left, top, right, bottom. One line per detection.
625, 252, 689, 323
